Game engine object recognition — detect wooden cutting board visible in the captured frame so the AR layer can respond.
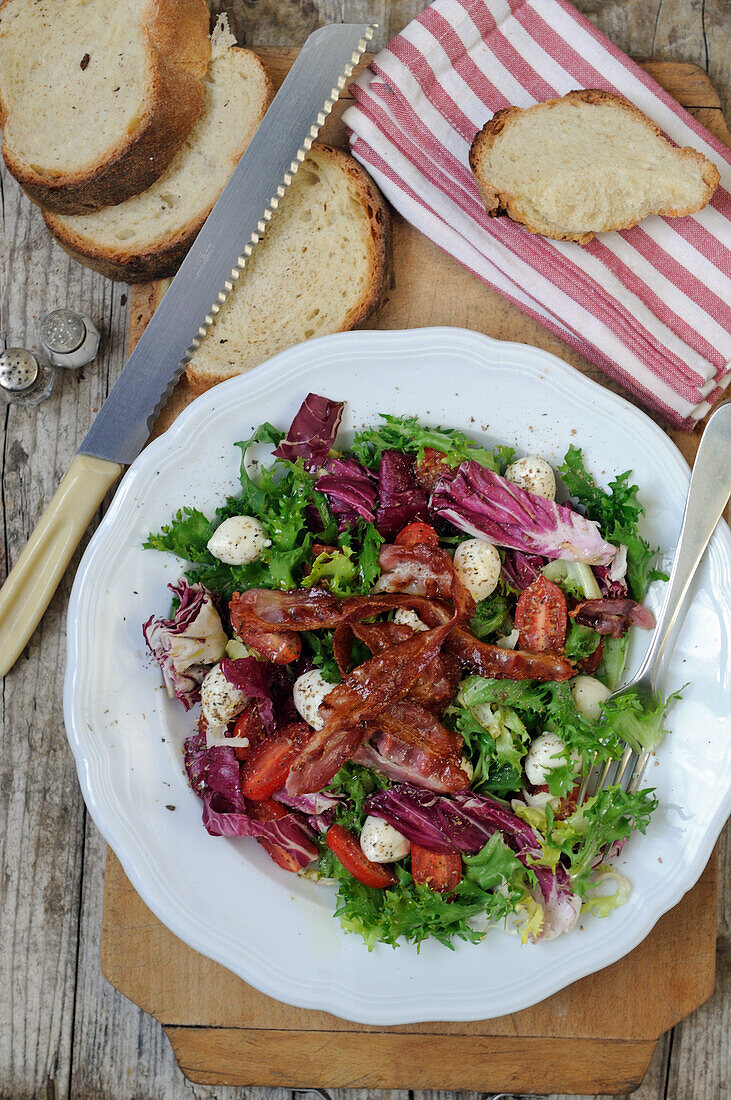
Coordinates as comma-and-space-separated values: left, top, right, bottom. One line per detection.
106, 53, 729, 1095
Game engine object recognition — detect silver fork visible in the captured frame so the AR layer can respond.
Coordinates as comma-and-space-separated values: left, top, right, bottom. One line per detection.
578, 400, 731, 804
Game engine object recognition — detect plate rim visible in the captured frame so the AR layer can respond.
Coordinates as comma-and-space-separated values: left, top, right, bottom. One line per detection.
64, 326, 731, 1024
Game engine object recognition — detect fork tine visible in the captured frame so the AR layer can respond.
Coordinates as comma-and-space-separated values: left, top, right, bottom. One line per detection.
613, 744, 634, 788
626, 750, 651, 793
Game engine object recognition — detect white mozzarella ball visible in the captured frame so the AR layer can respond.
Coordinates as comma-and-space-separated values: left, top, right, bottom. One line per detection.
360, 815, 411, 863
207, 515, 270, 566
453, 539, 501, 602
505, 455, 556, 500
292, 669, 336, 730
200, 663, 247, 729
393, 608, 428, 632
524, 731, 572, 786
571, 675, 611, 723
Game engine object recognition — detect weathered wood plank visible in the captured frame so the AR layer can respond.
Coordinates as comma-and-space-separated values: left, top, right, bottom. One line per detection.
0, 165, 129, 1098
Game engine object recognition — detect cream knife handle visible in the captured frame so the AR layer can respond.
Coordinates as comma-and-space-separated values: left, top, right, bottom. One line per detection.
0, 454, 123, 677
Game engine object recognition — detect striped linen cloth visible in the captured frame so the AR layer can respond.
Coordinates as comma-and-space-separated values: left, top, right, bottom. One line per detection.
343, 0, 731, 428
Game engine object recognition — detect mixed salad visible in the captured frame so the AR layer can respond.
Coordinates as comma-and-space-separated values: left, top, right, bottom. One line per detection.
143, 393, 675, 949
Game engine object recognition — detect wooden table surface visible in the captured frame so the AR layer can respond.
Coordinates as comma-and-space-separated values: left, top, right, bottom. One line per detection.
1, 3, 728, 1098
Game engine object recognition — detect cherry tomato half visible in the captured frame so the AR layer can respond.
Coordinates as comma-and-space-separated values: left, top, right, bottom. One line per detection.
326, 825, 398, 888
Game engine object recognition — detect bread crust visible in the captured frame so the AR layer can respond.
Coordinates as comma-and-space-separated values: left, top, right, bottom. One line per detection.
43, 49, 273, 281
0, 0, 211, 214
185, 143, 392, 395
469, 89, 720, 244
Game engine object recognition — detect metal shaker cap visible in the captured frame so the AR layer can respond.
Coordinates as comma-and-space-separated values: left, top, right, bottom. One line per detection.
40, 309, 86, 354
0, 348, 40, 392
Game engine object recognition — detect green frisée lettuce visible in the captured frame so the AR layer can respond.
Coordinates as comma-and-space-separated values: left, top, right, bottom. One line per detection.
320, 831, 539, 949
596, 635, 629, 690
449, 688, 530, 795
352, 413, 515, 473
513, 785, 657, 898
599, 689, 681, 754
558, 446, 666, 599
469, 591, 514, 640
564, 620, 602, 663
552, 787, 657, 894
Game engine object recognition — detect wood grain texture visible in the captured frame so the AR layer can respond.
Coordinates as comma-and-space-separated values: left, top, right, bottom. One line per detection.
0, 4, 728, 1100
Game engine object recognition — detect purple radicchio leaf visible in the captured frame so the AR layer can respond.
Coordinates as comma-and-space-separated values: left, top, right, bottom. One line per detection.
501, 549, 545, 591
143, 580, 227, 710
184, 730, 318, 866
184, 730, 243, 809
374, 450, 429, 540
273, 788, 347, 834
593, 559, 629, 598
364, 784, 580, 939
431, 461, 618, 566
201, 793, 319, 866
220, 657, 276, 730
315, 456, 377, 530
272, 393, 344, 471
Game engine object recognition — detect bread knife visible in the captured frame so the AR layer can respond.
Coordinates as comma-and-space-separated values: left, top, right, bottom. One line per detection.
0, 23, 376, 676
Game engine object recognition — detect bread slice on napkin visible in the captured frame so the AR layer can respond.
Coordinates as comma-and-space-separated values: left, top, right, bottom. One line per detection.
469, 89, 720, 244
0, 0, 210, 214
44, 36, 272, 282
185, 143, 391, 395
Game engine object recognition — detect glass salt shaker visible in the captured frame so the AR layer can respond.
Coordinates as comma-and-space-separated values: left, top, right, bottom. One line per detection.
39, 308, 100, 369
0, 348, 54, 406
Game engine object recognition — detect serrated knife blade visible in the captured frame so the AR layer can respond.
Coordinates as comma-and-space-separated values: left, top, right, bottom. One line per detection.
81, 21, 375, 465
0, 23, 376, 676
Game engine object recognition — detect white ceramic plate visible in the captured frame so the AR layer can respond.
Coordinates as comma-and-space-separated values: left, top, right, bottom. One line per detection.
64, 328, 731, 1024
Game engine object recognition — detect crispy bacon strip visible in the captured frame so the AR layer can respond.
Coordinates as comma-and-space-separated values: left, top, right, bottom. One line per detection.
230, 588, 433, 665
445, 625, 574, 681
332, 622, 353, 676
351, 621, 461, 712
286, 616, 458, 794
231, 587, 433, 632
373, 543, 475, 619
570, 598, 655, 637
355, 703, 470, 793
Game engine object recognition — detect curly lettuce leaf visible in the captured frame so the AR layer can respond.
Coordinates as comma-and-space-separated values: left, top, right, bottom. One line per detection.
469, 592, 514, 640
320, 832, 536, 950
352, 413, 513, 473
551, 786, 657, 894
564, 620, 602, 663
558, 446, 666, 599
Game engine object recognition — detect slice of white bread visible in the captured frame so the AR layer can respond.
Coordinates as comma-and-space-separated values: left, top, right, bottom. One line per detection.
469, 89, 720, 244
44, 43, 272, 282
0, 0, 211, 214
185, 143, 391, 395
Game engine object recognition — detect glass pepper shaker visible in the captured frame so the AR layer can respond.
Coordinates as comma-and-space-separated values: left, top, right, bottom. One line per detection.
0, 348, 54, 406
39, 308, 100, 369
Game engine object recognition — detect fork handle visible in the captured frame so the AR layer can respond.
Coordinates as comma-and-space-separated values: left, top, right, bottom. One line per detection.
636, 401, 731, 686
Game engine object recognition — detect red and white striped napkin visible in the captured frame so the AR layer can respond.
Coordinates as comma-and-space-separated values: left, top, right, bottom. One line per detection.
343, 0, 731, 428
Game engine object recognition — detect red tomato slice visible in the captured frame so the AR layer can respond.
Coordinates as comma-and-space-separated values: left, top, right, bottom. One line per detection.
410, 845, 462, 893
326, 825, 398, 888
395, 521, 440, 548
246, 798, 302, 873
231, 704, 267, 761
514, 575, 567, 654
239, 723, 310, 800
